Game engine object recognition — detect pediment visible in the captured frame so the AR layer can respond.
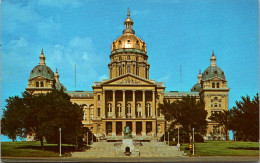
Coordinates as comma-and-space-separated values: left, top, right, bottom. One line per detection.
102, 74, 155, 85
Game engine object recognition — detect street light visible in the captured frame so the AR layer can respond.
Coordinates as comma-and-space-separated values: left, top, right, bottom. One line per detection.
177, 126, 180, 150
192, 128, 195, 156
59, 128, 62, 157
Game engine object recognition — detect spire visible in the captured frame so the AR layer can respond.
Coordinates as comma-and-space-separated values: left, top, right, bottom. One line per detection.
198, 69, 202, 83
54, 68, 60, 82
123, 8, 135, 34
39, 48, 46, 65
210, 50, 216, 67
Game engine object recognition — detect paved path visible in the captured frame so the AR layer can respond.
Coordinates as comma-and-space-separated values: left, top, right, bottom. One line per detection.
2, 156, 259, 162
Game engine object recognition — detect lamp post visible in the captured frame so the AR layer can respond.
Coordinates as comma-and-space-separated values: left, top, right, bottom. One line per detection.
177, 126, 180, 150
168, 132, 169, 145
59, 128, 61, 157
164, 132, 166, 144
192, 128, 195, 156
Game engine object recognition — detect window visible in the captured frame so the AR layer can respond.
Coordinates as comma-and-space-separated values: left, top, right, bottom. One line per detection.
214, 97, 218, 100
157, 108, 160, 117
117, 103, 122, 117
211, 104, 213, 107
136, 67, 139, 76
127, 39, 130, 43
40, 81, 44, 87
136, 40, 139, 45
90, 106, 94, 120
214, 103, 218, 107
127, 103, 132, 117
219, 104, 221, 107
97, 95, 100, 101
216, 82, 220, 88
108, 103, 112, 117
119, 56, 122, 61
83, 111, 87, 120
127, 56, 130, 60
212, 82, 215, 88
137, 103, 142, 117
206, 71, 208, 75
127, 66, 131, 73
136, 57, 138, 61
146, 103, 151, 117
119, 40, 122, 44
119, 67, 122, 76
97, 108, 101, 117
36, 81, 39, 87
215, 71, 217, 74
97, 124, 101, 132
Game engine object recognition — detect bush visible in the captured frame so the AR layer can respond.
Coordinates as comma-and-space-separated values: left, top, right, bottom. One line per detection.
195, 134, 204, 143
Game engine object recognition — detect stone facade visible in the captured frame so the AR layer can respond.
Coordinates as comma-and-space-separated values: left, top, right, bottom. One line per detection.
26, 9, 229, 141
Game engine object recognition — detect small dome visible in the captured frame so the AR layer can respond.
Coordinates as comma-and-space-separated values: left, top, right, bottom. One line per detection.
29, 65, 54, 80
202, 66, 226, 81
55, 82, 67, 91
191, 83, 201, 92
112, 34, 146, 52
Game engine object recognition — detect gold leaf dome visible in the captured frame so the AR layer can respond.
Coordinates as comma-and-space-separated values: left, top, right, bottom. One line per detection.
111, 9, 147, 52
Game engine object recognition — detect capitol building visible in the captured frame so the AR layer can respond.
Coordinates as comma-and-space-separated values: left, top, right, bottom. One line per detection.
26, 9, 229, 141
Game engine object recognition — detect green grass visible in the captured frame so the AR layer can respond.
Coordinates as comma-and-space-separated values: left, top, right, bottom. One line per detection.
1, 141, 78, 157
180, 141, 259, 156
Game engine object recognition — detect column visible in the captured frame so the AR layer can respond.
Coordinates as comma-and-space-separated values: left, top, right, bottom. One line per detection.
132, 121, 136, 136
142, 91, 146, 118
122, 90, 126, 118
152, 121, 156, 137
122, 121, 126, 136
112, 121, 116, 136
152, 91, 156, 118
102, 91, 106, 118
112, 90, 116, 118
132, 90, 136, 118
142, 121, 146, 136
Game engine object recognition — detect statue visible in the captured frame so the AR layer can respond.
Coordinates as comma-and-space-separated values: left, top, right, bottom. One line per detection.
123, 126, 132, 139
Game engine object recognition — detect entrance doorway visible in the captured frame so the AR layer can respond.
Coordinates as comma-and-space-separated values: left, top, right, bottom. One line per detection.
136, 122, 142, 135
116, 122, 122, 136
146, 122, 152, 134
106, 122, 112, 135
126, 122, 132, 134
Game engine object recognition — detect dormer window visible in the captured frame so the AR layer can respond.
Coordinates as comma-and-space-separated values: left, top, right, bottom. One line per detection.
119, 40, 122, 44
38, 70, 41, 73
136, 40, 139, 45
206, 71, 208, 75
216, 82, 220, 88
127, 40, 131, 43
215, 71, 217, 74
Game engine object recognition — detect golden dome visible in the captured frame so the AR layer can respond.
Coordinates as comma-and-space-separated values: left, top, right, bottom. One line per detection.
111, 8, 147, 52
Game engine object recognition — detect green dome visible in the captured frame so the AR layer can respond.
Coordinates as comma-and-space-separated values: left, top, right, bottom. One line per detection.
191, 83, 201, 92
29, 65, 54, 80
55, 82, 67, 91
202, 66, 225, 81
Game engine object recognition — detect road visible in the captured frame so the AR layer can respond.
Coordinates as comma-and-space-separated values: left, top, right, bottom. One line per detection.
1, 156, 259, 163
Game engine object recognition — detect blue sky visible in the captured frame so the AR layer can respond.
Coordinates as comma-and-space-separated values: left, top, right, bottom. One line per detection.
1, 0, 259, 141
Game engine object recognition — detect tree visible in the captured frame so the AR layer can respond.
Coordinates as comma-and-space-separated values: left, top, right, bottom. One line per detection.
229, 93, 259, 142
1, 88, 87, 150
209, 110, 230, 140
159, 95, 208, 143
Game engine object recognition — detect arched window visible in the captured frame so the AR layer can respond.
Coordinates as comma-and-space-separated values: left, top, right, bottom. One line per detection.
119, 40, 122, 44
212, 82, 215, 88
83, 111, 87, 120
137, 103, 142, 117
127, 103, 132, 115
146, 103, 151, 117
97, 95, 100, 101
216, 82, 220, 88
157, 108, 160, 117
117, 103, 122, 117
108, 103, 112, 117
136, 40, 139, 45
36, 81, 39, 87
90, 105, 94, 120
119, 67, 122, 76
40, 81, 44, 87
97, 108, 101, 117
127, 66, 131, 73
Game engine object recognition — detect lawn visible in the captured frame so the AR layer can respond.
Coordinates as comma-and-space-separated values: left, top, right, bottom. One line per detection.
1, 141, 78, 157
180, 141, 259, 156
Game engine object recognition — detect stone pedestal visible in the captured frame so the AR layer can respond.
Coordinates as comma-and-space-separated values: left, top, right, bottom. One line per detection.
121, 139, 134, 151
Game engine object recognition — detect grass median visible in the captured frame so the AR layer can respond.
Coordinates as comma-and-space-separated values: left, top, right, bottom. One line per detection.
180, 141, 259, 156
1, 141, 80, 157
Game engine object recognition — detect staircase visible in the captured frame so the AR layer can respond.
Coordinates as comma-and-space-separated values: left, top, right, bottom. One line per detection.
71, 141, 184, 158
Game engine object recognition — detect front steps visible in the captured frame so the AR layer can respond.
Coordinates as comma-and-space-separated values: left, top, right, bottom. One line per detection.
71, 141, 184, 158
